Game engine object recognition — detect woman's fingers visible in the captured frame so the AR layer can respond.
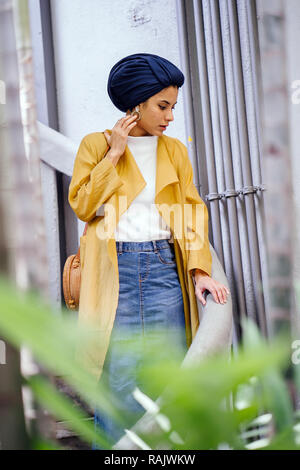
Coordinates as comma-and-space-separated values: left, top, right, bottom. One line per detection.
123, 115, 138, 130
223, 287, 230, 302
216, 285, 230, 304
107, 114, 139, 159
103, 130, 111, 145
208, 286, 219, 304
214, 285, 226, 304
114, 116, 130, 128
194, 275, 230, 306
127, 121, 137, 131
119, 115, 138, 128
217, 287, 223, 304
195, 287, 206, 306
208, 283, 230, 304
217, 286, 225, 304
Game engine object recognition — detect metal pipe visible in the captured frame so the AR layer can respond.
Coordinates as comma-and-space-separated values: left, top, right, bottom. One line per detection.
219, 0, 257, 327
192, 0, 224, 264
210, 0, 248, 333
246, 0, 272, 337
176, 0, 269, 342
175, 0, 201, 192
231, 0, 267, 336
199, 0, 242, 343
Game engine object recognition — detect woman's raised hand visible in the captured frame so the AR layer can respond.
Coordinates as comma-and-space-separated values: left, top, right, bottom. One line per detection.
193, 270, 230, 306
104, 115, 138, 166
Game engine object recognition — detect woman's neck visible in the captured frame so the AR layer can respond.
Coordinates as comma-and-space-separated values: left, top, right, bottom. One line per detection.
128, 128, 152, 137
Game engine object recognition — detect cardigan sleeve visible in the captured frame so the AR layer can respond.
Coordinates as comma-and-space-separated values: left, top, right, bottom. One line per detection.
175, 138, 212, 277
68, 134, 124, 222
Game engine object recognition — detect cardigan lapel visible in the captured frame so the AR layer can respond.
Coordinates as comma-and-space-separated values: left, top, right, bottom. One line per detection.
105, 131, 180, 273
115, 142, 146, 206
114, 132, 179, 204
155, 135, 179, 199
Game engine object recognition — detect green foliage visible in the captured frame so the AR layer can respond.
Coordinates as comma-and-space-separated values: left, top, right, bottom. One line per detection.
130, 327, 297, 449
0, 275, 299, 450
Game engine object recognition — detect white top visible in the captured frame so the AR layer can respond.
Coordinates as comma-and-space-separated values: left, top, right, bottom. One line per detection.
114, 134, 172, 242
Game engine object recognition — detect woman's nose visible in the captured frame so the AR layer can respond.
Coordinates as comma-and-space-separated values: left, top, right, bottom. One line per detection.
167, 109, 174, 122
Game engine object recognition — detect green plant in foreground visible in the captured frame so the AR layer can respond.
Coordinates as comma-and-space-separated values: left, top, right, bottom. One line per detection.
125, 317, 299, 450
0, 275, 299, 450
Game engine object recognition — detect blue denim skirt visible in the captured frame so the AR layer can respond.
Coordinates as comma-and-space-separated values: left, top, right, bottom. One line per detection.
92, 239, 187, 449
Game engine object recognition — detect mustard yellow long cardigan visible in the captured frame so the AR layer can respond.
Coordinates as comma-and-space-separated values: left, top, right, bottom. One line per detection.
68, 130, 212, 381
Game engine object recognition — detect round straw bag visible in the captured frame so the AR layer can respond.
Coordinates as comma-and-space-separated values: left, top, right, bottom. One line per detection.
63, 222, 88, 310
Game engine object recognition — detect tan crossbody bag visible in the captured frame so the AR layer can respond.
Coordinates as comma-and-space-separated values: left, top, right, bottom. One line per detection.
63, 141, 110, 310
63, 222, 88, 310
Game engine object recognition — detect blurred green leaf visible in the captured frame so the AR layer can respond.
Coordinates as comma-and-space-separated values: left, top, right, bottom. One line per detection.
260, 369, 294, 431
27, 375, 111, 449
256, 426, 299, 450
0, 275, 126, 428
30, 436, 64, 450
0, 274, 298, 450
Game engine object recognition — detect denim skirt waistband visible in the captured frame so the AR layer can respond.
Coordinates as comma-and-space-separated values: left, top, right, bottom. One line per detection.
116, 239, 172, 253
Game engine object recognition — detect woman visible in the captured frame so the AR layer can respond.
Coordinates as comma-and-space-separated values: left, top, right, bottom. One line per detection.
68, 53, 229, 449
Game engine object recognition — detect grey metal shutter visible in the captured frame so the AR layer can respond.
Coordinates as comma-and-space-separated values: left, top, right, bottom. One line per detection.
176, 0, 271, 350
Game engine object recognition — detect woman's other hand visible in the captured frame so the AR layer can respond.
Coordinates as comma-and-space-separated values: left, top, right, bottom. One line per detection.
104, 115, 138, 166
193, 269, 230, 306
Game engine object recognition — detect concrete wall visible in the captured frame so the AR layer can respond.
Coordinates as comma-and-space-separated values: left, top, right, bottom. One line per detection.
50, 0, 187, 147
285, 0, 300, 332
286, 0, 300, 276
256, 0, 300, 334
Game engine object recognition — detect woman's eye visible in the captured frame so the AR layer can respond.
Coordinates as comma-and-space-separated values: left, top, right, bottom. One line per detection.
159, 105, 176, 110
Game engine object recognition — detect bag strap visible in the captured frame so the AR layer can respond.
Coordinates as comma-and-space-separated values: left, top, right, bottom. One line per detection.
76, 222, 88, 259
75, 140, 110, 260
83, 221, 88, 236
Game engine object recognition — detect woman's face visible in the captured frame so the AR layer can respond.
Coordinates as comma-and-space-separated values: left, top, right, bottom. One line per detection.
127, 85, 179, 137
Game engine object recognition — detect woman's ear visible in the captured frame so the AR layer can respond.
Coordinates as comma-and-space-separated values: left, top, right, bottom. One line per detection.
128, 106, 140, 114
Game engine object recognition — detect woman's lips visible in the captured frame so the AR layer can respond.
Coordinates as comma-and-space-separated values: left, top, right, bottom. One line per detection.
159, 125, 167, 129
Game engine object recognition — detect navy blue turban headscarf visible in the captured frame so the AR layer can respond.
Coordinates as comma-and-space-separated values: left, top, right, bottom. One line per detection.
107, 53, 185, 112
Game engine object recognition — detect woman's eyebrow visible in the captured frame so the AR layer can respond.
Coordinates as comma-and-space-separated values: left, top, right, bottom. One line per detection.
159, 100, 177, 105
